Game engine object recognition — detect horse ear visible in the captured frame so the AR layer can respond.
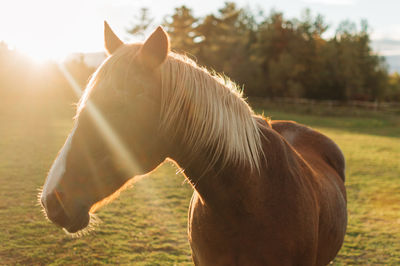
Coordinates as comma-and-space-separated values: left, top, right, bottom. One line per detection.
104, 21, 123, 55
138, 26, 170, 69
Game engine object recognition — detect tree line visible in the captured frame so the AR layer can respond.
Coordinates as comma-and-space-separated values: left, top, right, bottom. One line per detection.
131, 3, 400, 102
0, 3, 399, 103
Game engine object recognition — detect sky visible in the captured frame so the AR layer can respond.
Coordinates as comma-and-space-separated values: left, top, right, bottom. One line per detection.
0, 0, 399, 62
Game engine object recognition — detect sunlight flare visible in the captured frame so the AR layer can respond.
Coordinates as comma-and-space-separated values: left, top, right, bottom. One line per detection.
58, 63, 143, 176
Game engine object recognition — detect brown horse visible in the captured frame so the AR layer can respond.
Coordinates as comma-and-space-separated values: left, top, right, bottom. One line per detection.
40, 22, 347, 265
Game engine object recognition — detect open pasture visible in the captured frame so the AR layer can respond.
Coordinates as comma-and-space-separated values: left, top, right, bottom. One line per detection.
0, 100, 399, 265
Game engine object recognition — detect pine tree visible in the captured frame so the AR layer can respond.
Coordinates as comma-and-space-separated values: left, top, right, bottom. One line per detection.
127, 8, 154, 38
163, 6, 198, 54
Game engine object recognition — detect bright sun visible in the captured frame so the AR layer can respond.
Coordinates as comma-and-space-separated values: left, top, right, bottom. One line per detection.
0, 0, 105, 65
19, 43, 68, 63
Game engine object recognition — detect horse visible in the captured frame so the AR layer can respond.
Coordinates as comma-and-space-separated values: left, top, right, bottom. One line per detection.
40, 22, 347, 265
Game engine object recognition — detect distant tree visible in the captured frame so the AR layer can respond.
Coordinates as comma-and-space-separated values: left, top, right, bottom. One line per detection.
195, 3, 259, 92
127, 7, 154, 38
328, 19, 388, 101
124, 4, 391, 101
252, 11, 306, 97
163, 5, 199, 54
386, 72, 400, 101
0, 42, 11, 89
65, 54, 96, 87
0, 41, 78, 103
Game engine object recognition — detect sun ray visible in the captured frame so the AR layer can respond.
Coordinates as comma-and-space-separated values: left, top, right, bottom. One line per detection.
58, 63, 143, 175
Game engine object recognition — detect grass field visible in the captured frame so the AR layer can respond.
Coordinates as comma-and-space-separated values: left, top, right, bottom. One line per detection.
0, 99, 399, 265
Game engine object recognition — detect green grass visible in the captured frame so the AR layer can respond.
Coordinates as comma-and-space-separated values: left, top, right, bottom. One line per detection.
0, 100, 399, 265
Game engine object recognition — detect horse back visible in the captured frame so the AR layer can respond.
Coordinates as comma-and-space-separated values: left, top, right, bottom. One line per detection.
270, 120, 345, 182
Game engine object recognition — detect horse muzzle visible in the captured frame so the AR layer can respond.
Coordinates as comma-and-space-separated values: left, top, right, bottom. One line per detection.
41, 190, 90, 233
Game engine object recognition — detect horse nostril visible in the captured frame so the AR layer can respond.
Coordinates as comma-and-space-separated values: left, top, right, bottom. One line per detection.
46, 192, 58, 211
44, 191, 70, 227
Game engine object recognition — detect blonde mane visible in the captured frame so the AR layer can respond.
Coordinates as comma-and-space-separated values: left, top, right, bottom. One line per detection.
78, 45, 264, 173
160, 52, 264, 173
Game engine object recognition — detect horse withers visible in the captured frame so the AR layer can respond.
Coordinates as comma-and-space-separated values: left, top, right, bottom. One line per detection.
40, 22, 347, 265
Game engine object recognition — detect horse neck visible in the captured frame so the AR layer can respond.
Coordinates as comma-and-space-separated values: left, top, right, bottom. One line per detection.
157, 57, 266, 204
167, 138, 248, 204
164, 116, 265, 207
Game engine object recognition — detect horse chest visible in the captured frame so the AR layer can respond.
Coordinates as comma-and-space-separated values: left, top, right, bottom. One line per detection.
187, 191, 319, 266
188, 191, 244, 265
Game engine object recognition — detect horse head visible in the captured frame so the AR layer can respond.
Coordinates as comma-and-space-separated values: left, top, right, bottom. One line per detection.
40, 23, 170, 233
